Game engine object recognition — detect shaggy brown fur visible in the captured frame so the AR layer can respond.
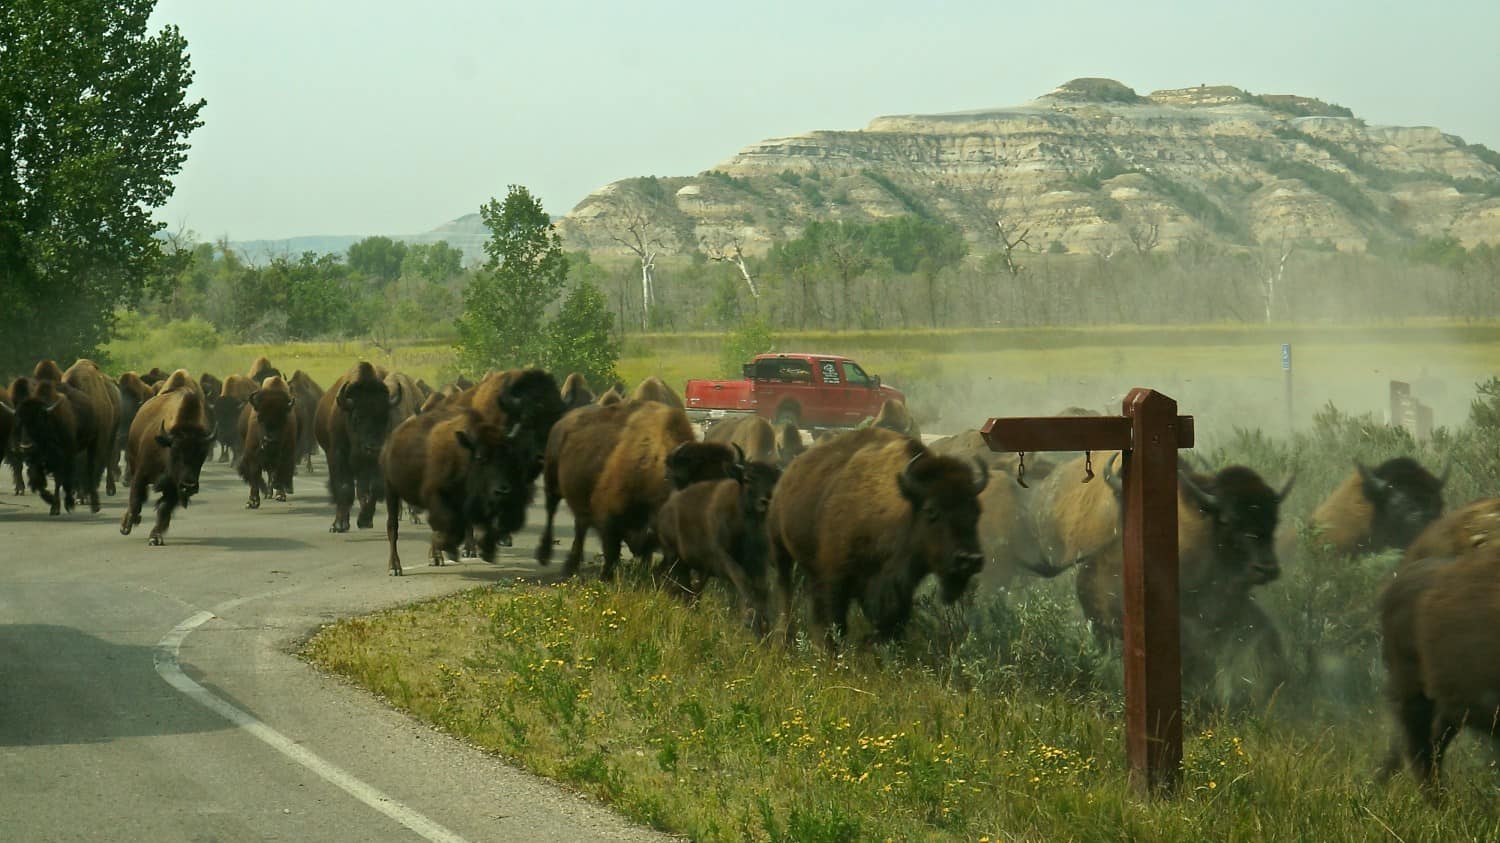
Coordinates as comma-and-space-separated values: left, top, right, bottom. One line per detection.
537, 400, 718, 579
213, 374, 258, 464
120, 371, 214, 545
1403, 497, 1500, 565
705, 415, 778, 463
1379, 543, 1500, 794
247, 356, 283, 383
288, 370, 324, 474
381, 407, 532, 575
9, 375, 98, 515
1293, 458, 1447, 558
766, 427, 988, 647
596, 382, 628, 406
314, 362, 399, 532
632, 376, 683, 409
113, 373, 154, 486
32, 359, 64, 381
62, 360, 120, 505
1025, 452, 1292, 700
238, 376, 298, 509
657, 460, 782, 631
871, 398, 920, 438
560, 372, 595, 411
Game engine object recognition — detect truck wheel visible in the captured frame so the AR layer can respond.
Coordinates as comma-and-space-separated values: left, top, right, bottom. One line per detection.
775, 405, 800, 427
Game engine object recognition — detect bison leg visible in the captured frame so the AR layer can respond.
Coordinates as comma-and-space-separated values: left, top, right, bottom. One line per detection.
462, 525, 478, 559
355, 471, 377, 530
598, 521, 628, 581
148, 487, 179, 546
106, 457, 118, 497
120, 474, 148, 535
386, 491, 403, 576
409, 506, 423, 526
329, 454, 354, 533
536, 485, 562, 566
810, 581, 854, 649
246, 466, 262, 510
711, 549, 770, 633
9, 453, 24, 495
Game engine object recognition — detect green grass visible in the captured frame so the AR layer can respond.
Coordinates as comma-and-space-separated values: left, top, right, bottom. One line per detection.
303, 577, 1500, 842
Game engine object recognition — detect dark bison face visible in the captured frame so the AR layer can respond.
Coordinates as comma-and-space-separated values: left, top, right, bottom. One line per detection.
738, 460, 782, 518
212, 395, 245, 445
666, 441, 742, 490
1181, 466, 1291, 588
457, 427, 533, 534
897, 453, 989, 603
1360, 458, 1447, 552
155, 423, 215, 501
249, 391, 295, 456
337, 380, 399, 458
498, 370, 567, 468
11, 380, 67, 459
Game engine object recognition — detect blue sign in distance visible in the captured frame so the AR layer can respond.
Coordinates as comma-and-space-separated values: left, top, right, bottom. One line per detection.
1281, 343, 1291, 371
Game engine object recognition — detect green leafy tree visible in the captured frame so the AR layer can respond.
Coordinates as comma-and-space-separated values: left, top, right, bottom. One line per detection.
400, 241, 465, 282
455, 186, 570, 375
545, 280, 619, 388
719, 317, 776, 378
347, 235, 409, 283
0, 0, 204, 375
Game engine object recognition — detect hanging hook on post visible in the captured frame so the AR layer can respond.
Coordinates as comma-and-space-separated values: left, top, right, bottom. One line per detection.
1015, 451, 1029, 488
1082, 450, 1095, 484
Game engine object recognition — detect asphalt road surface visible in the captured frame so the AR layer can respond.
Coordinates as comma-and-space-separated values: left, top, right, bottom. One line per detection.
0, 459, 676, 843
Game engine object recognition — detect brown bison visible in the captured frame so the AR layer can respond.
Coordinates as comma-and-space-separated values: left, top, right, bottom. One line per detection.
870, 398, 920, 438
705, 416, 808, 468
120, 371, 215, 545
8, 373, 105, 515
1287, 458, 1447, 559
213, 374, 258, 464
766, 427, 989, 646
287, 370, 324, 474
315, 362, 402, 532
1402, 497, 1500, 565
62, 360, 120, 504
1024, 452, 1293, 695
238, 375, 298, 509
0, 385, 15, 494
113, 373, 154, 488
596, 381, 628, 406
139, 367, 170, 386
560, 372, 595, 411
247, 356, 283, 384
32, 359, 64, 381
1379, 542, 1500, 794
537, 400, 732, 579
632, 376, 683, 409
656, 457, 782, 630
381, 407, 534, 575
467, 368, 567, 481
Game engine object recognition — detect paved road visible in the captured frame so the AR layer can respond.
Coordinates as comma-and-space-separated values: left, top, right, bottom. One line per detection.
0, 460, 675, 842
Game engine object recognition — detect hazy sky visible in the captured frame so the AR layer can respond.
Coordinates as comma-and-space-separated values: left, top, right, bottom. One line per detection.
148, 0, 1500, 242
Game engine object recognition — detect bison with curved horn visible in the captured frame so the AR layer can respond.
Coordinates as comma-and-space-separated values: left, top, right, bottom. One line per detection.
120, 370, 216, 545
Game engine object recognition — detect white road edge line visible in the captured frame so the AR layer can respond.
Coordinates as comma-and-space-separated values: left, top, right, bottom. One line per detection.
154, 608, 471, 843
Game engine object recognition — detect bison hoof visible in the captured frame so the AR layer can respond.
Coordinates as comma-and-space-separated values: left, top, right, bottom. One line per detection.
356, 517, 374, 529
390, 568, 403, 577
148, 534, 165, 546
330, 521, 349, 533
120, 522, 133, 536
106, 481, 116, 496
246, 499, 260, 509
90, 500, 101, 513
274, 492, 287, 502
497, 533, 513, 548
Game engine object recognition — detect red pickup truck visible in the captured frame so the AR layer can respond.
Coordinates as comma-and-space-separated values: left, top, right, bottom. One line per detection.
684, 353, 905, 429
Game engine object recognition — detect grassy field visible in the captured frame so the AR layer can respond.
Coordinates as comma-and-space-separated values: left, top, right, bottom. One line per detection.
103, 320, 1499, 438
303, 577, 1500, 843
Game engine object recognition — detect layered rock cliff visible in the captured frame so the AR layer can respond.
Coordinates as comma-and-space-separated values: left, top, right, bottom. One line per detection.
557, 78, 1500, 257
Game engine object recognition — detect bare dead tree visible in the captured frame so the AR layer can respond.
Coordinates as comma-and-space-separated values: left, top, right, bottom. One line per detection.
606, 196, 667, 325
701, 234, 759, 299
1124, 210, 1161, 256
1258, 232, 1292, 322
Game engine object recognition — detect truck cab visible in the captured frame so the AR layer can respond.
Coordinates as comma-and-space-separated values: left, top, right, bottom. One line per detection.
684, 353, 904, 429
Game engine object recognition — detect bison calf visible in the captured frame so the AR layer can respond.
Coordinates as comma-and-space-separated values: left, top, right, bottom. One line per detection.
657, 458, 782, 632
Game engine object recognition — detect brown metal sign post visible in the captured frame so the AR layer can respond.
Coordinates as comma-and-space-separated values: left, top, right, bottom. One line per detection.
980, 388, 1193, 796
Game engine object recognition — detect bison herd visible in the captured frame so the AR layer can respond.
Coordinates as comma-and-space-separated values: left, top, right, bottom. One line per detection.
4, 354, 1498, 798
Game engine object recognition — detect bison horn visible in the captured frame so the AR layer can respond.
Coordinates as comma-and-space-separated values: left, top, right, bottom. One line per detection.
904, 452, 923, 475
971, 456, 990, 495
0, 399, 12, 414
1103, 452, 1122, 493
1178, 469, 1220, 513
388, 383, 403, 407
506, 422, 523, 439
733, 443, 747, 465
1276, 472, 1296, 502
45, 397, 63, 413
1356, 461, 1391, 498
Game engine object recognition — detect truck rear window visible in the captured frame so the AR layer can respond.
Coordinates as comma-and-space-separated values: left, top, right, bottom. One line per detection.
754, 358, 813, 383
